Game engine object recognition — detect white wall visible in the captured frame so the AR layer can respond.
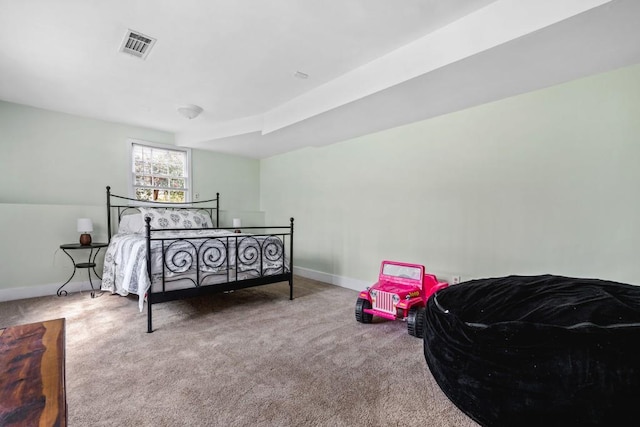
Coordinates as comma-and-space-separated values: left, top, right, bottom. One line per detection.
0, 101, 262, 299
260, 64, 640, 289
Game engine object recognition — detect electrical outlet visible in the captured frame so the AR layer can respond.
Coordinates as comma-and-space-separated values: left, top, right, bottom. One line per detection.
194, 193, 200, 200
451, 275, 461, 285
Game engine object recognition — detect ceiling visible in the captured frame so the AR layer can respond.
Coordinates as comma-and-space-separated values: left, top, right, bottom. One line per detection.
1, 0, 639, 158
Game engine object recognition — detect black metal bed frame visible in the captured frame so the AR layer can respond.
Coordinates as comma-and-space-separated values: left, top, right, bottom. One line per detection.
106, 186, 294, 332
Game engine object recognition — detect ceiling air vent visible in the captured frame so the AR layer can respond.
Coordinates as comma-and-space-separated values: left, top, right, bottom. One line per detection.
119, 29, 156, 60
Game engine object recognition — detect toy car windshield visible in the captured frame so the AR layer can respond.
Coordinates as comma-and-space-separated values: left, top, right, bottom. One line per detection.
381, 263, 422, 281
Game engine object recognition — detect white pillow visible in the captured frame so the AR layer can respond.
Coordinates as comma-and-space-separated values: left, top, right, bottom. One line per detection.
118, 213, 145, 234
139, 207, 210, 230
199, 212, 214, 228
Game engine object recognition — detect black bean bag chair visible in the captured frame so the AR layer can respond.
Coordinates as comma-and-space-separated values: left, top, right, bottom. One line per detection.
423, 274, 640, 427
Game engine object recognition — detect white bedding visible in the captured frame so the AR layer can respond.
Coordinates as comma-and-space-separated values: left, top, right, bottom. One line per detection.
101, 229, 288, 311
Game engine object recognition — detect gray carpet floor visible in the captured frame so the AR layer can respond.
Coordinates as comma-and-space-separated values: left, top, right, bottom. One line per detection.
0, 276, 478, 426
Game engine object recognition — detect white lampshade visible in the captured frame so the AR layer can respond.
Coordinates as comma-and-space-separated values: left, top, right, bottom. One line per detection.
77, 218, 93, 233
177, 104, 203, 120
232, 218, 241, 228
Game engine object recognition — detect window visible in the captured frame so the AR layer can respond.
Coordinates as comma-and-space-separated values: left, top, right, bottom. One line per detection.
130, 140, 191, 203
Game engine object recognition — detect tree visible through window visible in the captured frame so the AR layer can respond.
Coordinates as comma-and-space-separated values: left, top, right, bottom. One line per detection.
131, 142, 190, 203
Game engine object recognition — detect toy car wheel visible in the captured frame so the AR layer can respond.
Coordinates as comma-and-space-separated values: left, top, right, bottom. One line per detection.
407, 306, 426, 338
355, 298, 373, 324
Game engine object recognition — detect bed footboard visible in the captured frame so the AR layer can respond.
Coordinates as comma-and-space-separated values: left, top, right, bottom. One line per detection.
145, 217, 294, 333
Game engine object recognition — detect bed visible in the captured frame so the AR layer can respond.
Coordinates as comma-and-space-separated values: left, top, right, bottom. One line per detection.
101, 186, 294, 332
423, 274, 640, 426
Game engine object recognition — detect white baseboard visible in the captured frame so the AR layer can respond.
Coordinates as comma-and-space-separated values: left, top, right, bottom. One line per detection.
2, 266, 366, 302
293, 266, 369, 292
0, 280, 99, 302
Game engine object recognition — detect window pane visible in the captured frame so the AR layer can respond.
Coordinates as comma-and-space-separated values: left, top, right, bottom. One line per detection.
153, 177, 169, 187
132, 146, 143, 161
170, 178, 185, 188
168, 152, 185, 177
168, 161, 184, 177
169, 191, 185, 203
153, 150, 169, 175
134, 161, 144, 174
135, 175, 152, 186
135, 188, 153, 201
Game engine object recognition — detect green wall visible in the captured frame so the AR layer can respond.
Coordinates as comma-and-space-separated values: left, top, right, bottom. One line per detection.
260, 64, 640, 287
3, 63, 639, 298
0, 101, 261, 296
192, 149, 262, 227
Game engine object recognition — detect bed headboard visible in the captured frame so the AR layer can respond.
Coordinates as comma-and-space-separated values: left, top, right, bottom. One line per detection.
106, 186, 219, 241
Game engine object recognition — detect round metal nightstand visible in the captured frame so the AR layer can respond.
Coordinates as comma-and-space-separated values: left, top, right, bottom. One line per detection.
58, 242, 108, 297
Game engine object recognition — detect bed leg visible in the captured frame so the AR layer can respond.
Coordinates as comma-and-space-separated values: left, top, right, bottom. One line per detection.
289, 277, 293, 300
147, 299, 153, 333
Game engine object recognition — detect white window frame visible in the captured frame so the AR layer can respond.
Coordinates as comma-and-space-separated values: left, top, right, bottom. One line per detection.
128, 139, 192, 203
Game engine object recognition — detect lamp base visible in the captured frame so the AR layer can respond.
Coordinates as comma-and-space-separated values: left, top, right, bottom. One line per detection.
234, 229, 241, 233
80, 233, 92, 246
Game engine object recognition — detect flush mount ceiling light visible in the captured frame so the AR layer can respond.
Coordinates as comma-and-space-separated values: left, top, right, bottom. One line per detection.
177, 104, 203, 120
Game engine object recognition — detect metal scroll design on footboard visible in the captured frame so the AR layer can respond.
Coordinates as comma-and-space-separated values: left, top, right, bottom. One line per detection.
157, 234, 289, 289
146, 217, 295, 333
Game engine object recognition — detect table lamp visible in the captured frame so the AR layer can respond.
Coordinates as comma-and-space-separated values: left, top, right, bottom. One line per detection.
232, 218, 241, 233
77, 218, 93, 246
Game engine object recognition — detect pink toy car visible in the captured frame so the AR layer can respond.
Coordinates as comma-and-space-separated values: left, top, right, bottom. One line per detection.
355, 260, 449, 338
